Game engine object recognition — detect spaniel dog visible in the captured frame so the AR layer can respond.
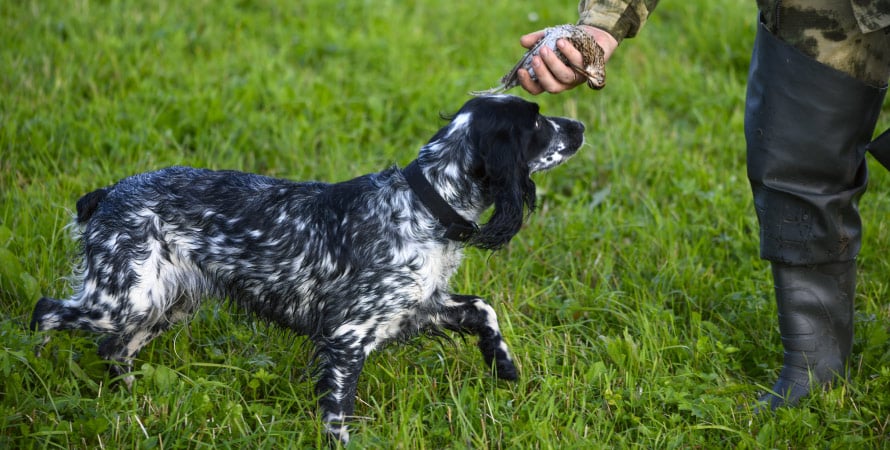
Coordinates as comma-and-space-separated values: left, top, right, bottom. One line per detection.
30, 94, 585, 444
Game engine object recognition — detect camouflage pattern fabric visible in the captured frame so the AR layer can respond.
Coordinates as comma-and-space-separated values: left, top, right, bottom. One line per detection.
577, 0, 890, 85
849, 0, 890, 33
577, 0, 660, 43
758, 0, 890, 86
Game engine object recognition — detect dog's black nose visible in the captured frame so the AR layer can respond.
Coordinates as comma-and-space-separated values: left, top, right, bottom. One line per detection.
571, 119, 585, 134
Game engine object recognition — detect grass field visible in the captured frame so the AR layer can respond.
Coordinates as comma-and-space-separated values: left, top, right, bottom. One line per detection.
2, 0, 890, 448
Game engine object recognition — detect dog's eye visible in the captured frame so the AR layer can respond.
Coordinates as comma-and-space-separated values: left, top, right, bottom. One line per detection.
534, 119, 541, 129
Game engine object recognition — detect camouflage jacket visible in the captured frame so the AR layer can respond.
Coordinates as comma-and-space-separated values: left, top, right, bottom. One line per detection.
576, 0, 660, 43
578, 1, 890, 42
848, 0, 890, 32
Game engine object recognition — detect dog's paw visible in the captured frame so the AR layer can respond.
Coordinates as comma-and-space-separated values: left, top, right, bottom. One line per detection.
106, 363, 136, 390
494, 358, 518, 381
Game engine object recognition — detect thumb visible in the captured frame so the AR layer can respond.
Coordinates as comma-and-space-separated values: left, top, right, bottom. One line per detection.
520, 30, 546, 49
579, 25, 619, 62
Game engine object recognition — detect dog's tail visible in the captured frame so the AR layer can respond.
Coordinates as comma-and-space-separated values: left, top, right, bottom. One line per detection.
30, 296, 118, 333
30, 297, 64, 332
75, 188, 109, 224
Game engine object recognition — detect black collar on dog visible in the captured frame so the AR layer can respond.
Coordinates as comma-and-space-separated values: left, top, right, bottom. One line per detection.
403, 161, 478, 242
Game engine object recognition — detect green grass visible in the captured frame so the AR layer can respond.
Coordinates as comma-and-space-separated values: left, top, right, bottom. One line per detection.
2, 0, 890, 448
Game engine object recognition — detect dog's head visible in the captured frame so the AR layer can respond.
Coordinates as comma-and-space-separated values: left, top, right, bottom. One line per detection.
419, 95, 585, 250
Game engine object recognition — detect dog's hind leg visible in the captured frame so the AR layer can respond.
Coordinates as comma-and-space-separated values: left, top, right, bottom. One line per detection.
98, 332, 150, 385
32, 292, 157, 384
31, 290, 137, 380
32, 261, 198, 386
30, 293, 122, 358
436, 293, 518, 381
97, 326, 166, 386
95, 298, 197, 387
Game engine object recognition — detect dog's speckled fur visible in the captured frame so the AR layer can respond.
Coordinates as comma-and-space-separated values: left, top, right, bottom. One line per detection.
30, 95, 585, 443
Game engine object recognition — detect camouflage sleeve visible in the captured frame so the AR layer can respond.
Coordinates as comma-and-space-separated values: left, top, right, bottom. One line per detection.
577, 0, 661, 43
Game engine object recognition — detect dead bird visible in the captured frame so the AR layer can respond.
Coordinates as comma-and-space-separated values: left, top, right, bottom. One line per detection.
472, 24, 606, 95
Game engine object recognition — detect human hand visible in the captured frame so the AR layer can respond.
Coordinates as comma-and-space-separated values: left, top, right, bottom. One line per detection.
518, 25, 618, 95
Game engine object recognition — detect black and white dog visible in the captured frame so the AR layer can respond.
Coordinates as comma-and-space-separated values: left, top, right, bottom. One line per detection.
31, 95, 584, 443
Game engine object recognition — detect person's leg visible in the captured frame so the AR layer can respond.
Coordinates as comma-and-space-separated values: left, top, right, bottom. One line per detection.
756, 0, 890, 87
746, 0, 889, 409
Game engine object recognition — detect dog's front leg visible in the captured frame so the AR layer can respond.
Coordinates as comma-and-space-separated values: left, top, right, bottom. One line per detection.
314, 342, 367, 445
439, 294, 518, 381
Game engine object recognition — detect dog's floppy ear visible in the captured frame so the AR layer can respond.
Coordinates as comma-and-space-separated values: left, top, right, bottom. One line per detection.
470, 125, 536, 251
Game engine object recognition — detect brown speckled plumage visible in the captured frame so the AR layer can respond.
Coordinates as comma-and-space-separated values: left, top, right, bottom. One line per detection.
472, 24, 606, 95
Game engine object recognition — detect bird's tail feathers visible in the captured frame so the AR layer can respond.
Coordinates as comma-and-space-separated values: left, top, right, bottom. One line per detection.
469, 85, 508, 96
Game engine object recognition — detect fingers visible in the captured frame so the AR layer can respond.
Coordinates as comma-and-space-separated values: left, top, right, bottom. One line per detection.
518, 42, 579, 95
580, 25, 619, 61
542, 41, 582, 85
520, 30, 545, 49
518, 69, 544, 95
517, 25, 619, 95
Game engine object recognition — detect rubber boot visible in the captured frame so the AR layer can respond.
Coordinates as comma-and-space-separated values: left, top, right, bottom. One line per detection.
745, 22, 886, 409
762, 262, 855, 409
